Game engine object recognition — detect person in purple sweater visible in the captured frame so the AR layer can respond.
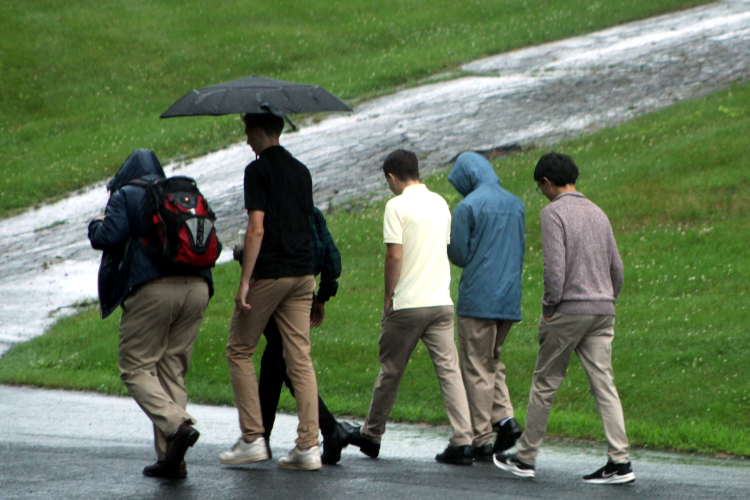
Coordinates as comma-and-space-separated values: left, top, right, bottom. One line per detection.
493, 153, 635, 485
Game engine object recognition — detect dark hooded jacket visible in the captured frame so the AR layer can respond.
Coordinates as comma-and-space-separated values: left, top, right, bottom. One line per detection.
447, 152, 525, 321
88, 149, 213, 318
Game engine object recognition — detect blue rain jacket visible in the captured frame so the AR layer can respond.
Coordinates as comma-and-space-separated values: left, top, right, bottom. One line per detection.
447, 152, 525, 321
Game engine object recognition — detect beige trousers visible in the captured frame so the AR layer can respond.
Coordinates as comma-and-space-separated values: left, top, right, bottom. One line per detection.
362, 306, 473, 447
457, 316, 515, 447
516, 314, 630, 465
118, 276, 209, 460
226, 276, 319, 449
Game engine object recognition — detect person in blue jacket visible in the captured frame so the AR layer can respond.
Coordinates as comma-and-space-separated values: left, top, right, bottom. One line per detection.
88, 149, 213, 479
447, 152, 525, 462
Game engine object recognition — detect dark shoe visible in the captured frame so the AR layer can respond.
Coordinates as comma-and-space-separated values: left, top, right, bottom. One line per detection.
142, 460, 187, 479
346, 424, 380, 458
493, 453, 535, 478
321, 422, 350, 465
582, 461, 635, 484
471, 443, 494, 462
493, 418, 522, 453
436, 444, 473, 465
164, 422, 200, 468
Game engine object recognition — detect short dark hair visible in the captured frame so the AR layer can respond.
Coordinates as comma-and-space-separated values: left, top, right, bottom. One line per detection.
383, 149, 420, 182
534, 152, 579, 186
242, 112, 284, 137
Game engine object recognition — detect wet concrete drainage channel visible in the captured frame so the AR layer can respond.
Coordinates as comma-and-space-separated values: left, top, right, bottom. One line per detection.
1, 0, 750, 355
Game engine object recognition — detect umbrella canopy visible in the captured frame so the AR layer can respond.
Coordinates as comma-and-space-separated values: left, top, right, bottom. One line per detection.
160, 76, 352, 119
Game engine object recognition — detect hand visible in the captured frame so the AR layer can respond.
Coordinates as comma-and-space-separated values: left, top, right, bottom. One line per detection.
310, 299, 325, 328
233, 244, 244, 262
235, 280, 251, 311
543, 315, 551, 322
382, 296, 393, 318
96, 215, 106, 221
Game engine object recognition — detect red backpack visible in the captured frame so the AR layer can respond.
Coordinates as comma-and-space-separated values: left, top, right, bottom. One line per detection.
129, 176, 222, 268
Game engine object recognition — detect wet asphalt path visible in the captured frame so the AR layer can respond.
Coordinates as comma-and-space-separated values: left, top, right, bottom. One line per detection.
1, 386, 748, 500
1, 0, 750, 356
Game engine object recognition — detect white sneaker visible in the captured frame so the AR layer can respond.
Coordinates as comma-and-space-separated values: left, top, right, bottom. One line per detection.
219, 437, 270, 465
277, 445, 322, 471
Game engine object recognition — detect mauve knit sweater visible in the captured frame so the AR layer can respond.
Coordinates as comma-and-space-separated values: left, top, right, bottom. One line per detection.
540, 192, 624, 317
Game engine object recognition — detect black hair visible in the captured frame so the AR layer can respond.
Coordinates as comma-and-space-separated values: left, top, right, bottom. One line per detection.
533, 152, 579, 186
242, 112, 284, 137
383, 149, 420, 182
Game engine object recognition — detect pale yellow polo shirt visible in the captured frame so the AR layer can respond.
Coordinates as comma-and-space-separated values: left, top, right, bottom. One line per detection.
383, 184, 453, 311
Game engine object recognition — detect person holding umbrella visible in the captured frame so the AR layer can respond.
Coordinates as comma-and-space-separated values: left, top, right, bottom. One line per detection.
219, 112, 322, 470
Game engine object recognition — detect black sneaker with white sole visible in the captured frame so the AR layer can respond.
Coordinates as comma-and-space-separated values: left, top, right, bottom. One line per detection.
492, 453, 535, 478
582, 461, 636, 484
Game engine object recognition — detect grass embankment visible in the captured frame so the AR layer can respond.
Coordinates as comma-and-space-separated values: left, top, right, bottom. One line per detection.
1, 0, 713, 217
2, 81, 749, 456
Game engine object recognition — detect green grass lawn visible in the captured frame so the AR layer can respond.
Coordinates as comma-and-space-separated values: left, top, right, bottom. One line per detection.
2, 80, 748, 456
1, 0, 712, 217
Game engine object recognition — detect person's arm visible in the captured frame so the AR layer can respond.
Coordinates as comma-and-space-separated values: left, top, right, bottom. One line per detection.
383, 243, 402, 317
315, 214, 341, 304
541, 209, 565, 320
88, 191, 132, 251
447, 204, 472, 268
236, 210, 265, 310
610, 233, 624, 301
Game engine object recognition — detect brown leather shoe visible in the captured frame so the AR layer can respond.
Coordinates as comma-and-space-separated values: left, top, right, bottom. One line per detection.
164, 422, 200, 468
143, 460, 187, 479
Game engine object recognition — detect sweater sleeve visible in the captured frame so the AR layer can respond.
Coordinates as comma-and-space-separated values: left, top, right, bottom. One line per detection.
541, 208, 566, 317
610, 235, 624, 301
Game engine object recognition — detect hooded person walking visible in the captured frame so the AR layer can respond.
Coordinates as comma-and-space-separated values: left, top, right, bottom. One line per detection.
88, 149, 214, 479
447, 152, 526, 461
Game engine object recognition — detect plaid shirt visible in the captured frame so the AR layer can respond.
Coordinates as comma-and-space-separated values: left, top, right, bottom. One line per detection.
236, 207, 341, 302
310, 207, 341, 303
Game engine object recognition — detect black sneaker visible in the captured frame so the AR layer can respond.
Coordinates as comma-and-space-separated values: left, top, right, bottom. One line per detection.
435, 444, 474, 465
472, 443, 494, 462
346, 424, 380, 458
493, 453, 535, 478
582, 461, 635, 485
321, 422, 350, 465
493, 418, 523, 453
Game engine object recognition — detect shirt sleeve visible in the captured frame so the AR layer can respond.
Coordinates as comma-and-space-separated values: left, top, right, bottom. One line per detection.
244, 162, 267, 212
383, 201, 403, 244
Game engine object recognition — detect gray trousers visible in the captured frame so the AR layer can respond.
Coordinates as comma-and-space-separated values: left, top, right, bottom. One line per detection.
516, 313, 630, 465
362, 306, 473, 447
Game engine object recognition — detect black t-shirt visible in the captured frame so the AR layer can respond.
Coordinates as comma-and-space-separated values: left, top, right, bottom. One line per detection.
244, 145, 314, 278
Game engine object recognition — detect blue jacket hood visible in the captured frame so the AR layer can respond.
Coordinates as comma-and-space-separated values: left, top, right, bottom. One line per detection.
448, 152, 501, 197
107, 149, 166, 192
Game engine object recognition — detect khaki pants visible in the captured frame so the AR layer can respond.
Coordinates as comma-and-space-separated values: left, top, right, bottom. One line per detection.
362, 306, 472, 447
226, 276, 319, 449
516, 314, 630, 465
457, 316, 514, 447
119, 276, 209, 460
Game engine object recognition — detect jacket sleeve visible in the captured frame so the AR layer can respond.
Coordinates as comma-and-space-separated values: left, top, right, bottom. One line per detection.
541, 209, 566, 317
88, 191, 132, 251
447, 203, 472, 268
316, 223, 342, 303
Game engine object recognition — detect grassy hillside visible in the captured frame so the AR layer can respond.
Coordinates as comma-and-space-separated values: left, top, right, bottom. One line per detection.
1, 0, 712, 216
2, 79, 748, 456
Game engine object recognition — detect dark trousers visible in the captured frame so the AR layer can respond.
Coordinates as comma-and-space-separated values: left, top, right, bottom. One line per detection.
259, 315, 338, 440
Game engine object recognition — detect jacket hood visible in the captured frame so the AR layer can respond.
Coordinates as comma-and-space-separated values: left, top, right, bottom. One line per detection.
448, 152, 501, 197
107, 149, 166, 192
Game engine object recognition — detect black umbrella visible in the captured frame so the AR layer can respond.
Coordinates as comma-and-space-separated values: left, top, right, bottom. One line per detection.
160, 76, 352, 129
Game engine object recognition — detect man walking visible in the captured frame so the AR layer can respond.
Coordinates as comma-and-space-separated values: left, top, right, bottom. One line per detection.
341, 149, 474, 465
232, 206, 349, 465
88, 149, 213, 479
447, 152, 525, 462
220, 112, 321, 471
494, 153, 635, 484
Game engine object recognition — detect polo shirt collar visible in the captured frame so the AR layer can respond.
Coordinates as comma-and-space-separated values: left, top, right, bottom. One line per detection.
552, 191, 586, 202
402, 183, 427, 195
